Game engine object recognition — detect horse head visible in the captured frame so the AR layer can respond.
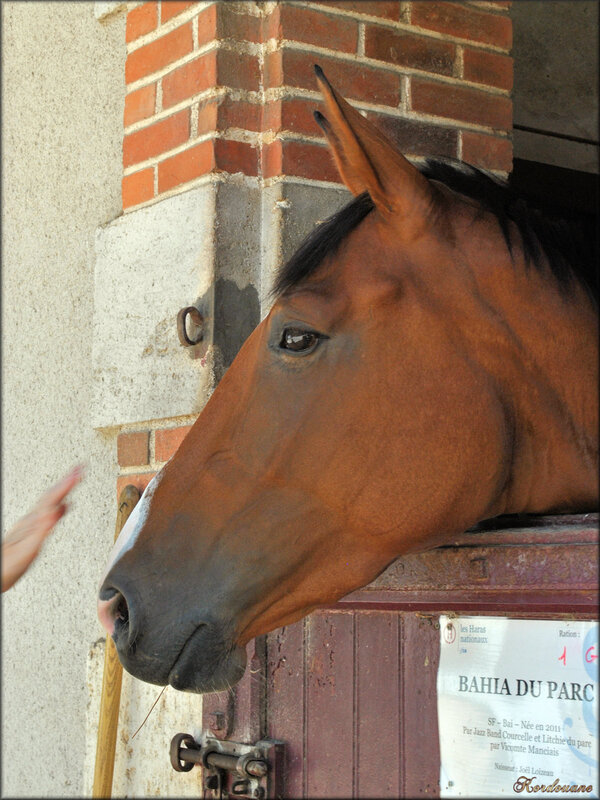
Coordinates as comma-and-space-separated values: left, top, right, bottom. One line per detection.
98, 67, 598, 692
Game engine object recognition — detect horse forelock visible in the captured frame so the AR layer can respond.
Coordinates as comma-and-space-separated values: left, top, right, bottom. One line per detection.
271, 191, 375, 299
272, 157, 598, 306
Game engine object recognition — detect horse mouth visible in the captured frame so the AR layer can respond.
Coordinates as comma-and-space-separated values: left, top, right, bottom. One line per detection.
167, 624, 247, 693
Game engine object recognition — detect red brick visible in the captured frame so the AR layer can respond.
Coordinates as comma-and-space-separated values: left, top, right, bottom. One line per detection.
218, 4, 263, 43
158, 140, 214, 192
117, 432, 150, 467
311, 1, 401, 20
263, 98, 327, 138
463, 47, 513, 90
161, 1, 195, 24
126, 2, 157, 43
215, 138, 259, 177
281, 140, 342, 183
162, 52, 217, 109
217, 49, 260, 92
262, 140, 282, 180
219, 98, 263, 133
117, 472, 155, 500
197, 3, 218, 47
261, 6, 281, 42
365, 26, 456, 76
411, 2, 512, 50
197, 98, 219, 136
279, 97, 326, 137
411, 78, 512, 130
122, 168, 154, 208
196, 97, 264, 140
278, 49, 401, 106
279, 5, 359, 53
125, 22, 193, 84
462, 130, 512, 172
197, 6, 266, 49
367, 113, 459, 159
263, 50, 283, 90
155, 426, 193, 462
124, 83, 156, 126
262, 100, 281, 133
123, 109, 189, 167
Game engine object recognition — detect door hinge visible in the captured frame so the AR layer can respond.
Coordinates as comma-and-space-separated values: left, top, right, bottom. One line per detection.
170, 732, 284, 799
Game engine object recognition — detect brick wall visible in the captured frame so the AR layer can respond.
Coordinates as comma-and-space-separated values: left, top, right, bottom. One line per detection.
117, 0, 513, 496
116, 422, 195, 497
122, 0, 512, 211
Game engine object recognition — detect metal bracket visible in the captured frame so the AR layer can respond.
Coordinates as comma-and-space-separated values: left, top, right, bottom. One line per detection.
176, 299, 209, 360
170, 733, 284, 799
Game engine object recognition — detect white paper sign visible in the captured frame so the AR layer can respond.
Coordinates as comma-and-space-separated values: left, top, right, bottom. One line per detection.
437, 616, 598, 798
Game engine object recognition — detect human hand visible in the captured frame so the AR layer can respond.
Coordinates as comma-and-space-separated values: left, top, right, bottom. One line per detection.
2, 465, 84, 592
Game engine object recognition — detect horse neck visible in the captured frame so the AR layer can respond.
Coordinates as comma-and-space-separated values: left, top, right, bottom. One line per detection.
452, 225, 598, 513
482, 254, 598, 515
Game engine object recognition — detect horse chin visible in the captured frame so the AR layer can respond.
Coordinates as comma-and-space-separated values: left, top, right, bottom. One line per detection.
167, 625, 247, 694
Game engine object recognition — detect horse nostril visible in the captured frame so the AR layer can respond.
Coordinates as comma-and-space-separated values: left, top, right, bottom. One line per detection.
114, 594, 129, 625
97, 590, 129, 637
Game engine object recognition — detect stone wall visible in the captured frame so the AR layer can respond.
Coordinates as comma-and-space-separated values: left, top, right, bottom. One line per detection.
1, 3, 125, 796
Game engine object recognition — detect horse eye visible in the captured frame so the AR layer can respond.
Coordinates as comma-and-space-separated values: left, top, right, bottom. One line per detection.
280, 328, 320, 353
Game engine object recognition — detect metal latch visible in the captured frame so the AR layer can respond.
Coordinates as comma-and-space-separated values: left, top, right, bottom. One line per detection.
170, 732, 284, 799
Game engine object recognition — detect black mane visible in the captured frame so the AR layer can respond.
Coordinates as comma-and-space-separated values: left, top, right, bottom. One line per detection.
272, 157, 598, 305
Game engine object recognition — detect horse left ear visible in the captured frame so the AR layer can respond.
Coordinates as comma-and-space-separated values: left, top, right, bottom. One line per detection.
314, 65, 436, 231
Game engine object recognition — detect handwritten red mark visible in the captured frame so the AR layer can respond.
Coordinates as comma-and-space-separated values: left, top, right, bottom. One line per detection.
558, 646, 567, 666
585, 646, 597, 663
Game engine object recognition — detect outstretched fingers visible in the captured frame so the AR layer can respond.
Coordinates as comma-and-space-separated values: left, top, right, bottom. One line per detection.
34, 464, 85, 514
2, 465, 84, 591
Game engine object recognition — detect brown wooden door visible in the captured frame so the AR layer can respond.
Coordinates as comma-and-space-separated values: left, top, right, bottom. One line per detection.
201, 515, 598, 799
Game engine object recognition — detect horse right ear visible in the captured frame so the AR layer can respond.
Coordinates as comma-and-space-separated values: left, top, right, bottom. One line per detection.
314, 65, 437, 235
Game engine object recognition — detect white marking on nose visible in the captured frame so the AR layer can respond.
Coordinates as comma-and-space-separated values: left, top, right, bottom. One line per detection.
99, 471, 163, 588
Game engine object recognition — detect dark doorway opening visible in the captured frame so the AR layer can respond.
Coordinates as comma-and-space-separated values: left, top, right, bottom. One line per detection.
510, 158, 598, 218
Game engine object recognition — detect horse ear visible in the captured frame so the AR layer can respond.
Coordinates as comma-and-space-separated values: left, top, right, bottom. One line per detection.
314, 65, 436, 226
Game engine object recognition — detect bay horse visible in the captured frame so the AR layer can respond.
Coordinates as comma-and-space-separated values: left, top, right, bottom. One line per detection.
98, 67, 598, 693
